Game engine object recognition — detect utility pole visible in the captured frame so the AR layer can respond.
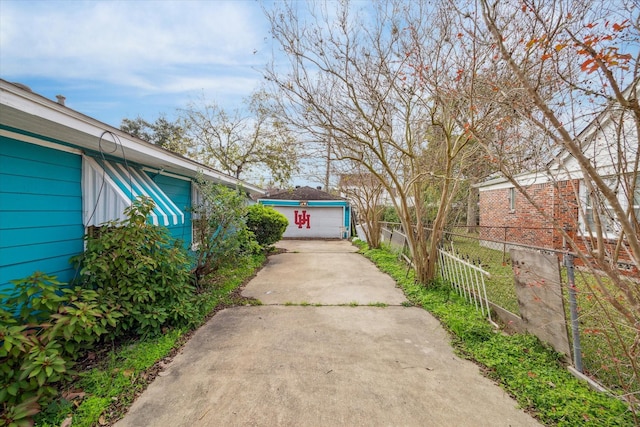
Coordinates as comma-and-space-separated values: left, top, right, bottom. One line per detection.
325, 128, 331, 192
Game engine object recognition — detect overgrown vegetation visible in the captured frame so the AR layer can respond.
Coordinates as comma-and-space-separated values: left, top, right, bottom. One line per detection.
354, 240, 636, 426
446, 230, 638, 396
191, 181, 260, 284
1, 193, 275, 426
1, 274, 107, 427
34, 253, 265, 427
72, 196, 197, 337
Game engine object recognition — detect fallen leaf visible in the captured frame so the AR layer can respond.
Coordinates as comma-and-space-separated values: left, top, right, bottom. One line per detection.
62, 390, 86, 401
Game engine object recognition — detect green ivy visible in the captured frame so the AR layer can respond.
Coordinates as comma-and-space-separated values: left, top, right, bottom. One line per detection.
356, 242, 636, 426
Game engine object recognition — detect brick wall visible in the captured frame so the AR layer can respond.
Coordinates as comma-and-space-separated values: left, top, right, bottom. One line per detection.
478, 179, 638, 276
552, 179, 581, 248
478, 183, 557, 248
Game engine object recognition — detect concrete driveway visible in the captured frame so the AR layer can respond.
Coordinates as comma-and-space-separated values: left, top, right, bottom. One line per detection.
115, 240, 541, 427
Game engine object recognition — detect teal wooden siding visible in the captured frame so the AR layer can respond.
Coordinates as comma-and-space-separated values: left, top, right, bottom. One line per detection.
0, 136, 84, 295
146, 172, 193, 248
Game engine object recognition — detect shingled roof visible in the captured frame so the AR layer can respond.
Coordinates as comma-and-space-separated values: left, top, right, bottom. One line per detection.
261, 186, 345, 201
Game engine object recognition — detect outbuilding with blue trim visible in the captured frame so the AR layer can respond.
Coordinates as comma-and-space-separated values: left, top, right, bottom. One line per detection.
258, 186, 351, 239
0, 79, 264, 297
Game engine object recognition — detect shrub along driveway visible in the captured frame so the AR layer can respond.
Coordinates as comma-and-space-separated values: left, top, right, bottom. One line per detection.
114, 240, 540, 427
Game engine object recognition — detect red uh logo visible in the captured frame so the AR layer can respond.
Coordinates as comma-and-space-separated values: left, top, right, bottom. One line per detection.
294, 210, 311, 229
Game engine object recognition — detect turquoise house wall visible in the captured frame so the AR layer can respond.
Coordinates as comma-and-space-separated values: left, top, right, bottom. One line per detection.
146, 172, 193, 249
0, 136, 84, 294
0, 135, 196, 299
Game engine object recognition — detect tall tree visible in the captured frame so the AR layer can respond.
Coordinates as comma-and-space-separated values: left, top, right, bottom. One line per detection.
264, 0, 486, 283
452, 0, 639, 399
337, 163, 387, 248
120, 115, 193, 156
181, 90, 299, 185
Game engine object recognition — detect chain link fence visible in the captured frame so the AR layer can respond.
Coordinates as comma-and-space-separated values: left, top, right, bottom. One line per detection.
377, 222, 638, 398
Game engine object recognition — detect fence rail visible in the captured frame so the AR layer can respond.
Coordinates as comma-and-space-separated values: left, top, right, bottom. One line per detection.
374, 221, 636, 395
438, 246, 492, 323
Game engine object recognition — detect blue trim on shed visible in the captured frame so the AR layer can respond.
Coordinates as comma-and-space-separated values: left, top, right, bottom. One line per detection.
258, 199, 351, 238
0, 135, 84, 294
259, 199, 349, 207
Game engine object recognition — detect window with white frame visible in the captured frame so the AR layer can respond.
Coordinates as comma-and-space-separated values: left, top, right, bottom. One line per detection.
581, 175, 639, 238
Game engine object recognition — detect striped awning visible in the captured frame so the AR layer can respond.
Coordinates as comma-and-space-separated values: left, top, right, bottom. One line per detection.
83, 156, 184, 226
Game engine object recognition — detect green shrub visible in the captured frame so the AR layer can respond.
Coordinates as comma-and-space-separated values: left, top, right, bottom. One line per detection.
381, 206, 400, 224
71, 196, 196, 337
246, 204, 288, 248
0, 273, 111, 426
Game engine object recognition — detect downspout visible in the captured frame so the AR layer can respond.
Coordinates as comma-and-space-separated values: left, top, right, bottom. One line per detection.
342, 205, 346, 239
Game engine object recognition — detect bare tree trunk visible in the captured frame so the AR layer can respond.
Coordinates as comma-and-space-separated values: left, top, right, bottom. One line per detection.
466, 181, 478, 233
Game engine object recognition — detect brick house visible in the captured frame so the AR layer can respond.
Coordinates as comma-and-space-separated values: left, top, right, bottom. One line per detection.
476, 81, 639, 274
476, 174, 580, 250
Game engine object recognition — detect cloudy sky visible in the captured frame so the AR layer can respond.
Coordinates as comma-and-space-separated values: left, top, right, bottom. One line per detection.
0, 0, 277, 127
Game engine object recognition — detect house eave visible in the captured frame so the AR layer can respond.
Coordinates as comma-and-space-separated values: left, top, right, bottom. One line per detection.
0, 79, 265, 197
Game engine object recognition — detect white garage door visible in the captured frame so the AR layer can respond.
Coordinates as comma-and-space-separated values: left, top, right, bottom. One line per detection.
277, 206, 345, 239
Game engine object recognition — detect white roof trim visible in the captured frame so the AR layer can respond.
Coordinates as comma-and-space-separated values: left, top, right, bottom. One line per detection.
1, 79, 265, 197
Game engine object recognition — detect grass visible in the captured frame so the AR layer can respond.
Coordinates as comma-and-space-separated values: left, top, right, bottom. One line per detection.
568, 269, 638, 396
279, 301, 389, 307
34, 252, 266, 427
446, 234, 518, 314
355, 240, 636, 426
69, 330, 184, 427
445, 233, 638, 395
368, 302, 388, 307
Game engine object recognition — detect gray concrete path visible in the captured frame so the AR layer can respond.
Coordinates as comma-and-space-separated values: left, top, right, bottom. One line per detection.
242, 240, 406, 306
115, 240, 541, 427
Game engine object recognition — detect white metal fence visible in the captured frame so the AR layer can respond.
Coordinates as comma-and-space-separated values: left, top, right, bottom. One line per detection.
380, 222, 492, 322
438, 246, 492, 323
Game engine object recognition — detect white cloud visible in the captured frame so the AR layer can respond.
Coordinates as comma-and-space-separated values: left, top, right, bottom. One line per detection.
0, 0, 269, 95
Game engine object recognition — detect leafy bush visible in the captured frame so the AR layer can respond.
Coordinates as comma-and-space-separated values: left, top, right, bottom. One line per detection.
32, 252, 266, 427
0, 273, 111, 426
246, 204, 288, 248
381, 206, 400, 224
72, 196, 196, 337
191, 180, 256, 283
